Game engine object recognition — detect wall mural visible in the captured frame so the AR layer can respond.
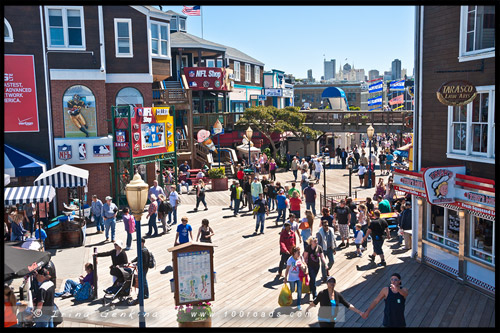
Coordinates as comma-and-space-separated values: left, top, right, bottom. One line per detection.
63, 85, 97, 137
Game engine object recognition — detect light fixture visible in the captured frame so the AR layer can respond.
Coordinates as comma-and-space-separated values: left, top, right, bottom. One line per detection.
246, 126, 253, 141
125, 173, 149, 215
458, 210, 465, 218
417, 197, 423, 206
367, 125, 375, 140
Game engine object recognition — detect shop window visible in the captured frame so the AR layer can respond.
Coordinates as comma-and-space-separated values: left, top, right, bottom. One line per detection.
447, 86, 495, 163
206, 59, 215, 67
245, 64, 251, 82
459, 6, 495, 61
255, 66, 260, 84
114, 19, 133, 58
428, 205, 459, 252
115, 87, 144, 108
45, 6, 85, 49
63, 85, 97, 138
204, 100, 215, 113
470, 216, 494, 265
234, 61, 240, 82
4, 18, 13, 42
151, 21, 169, 57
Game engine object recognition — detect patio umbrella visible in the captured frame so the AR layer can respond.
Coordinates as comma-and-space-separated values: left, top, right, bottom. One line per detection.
4, 244, 52, 280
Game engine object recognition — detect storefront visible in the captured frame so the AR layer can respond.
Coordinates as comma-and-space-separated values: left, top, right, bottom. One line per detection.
394, 167, 495, 295
112, 105, 176, 207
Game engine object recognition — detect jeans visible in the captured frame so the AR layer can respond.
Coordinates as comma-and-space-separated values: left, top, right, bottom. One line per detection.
34, 314, 54, 328
94, 215, 104, 232
315, 171, 321, 181
308, 265, 319, 297
195, 196, 207, 209
26, 216, 34, 234
148, 213, 158, 236
234, 198, 241, 215
126, 232, 133, 249
289, 280, 302, 307
267, 197, 275, 210
55, 279, 79, 297
168, 206, 177, 226
138, 274, 149, 299
252, 196, 259, 205
361, 224, 368, 249
278, 253, 291, 275
104, 217, 116, 241
276, 208, 286, 224
255, 213, 265, 233
178, 183, 190, 194
321, 248, 334, 279
306, 202, 316, 216
301, 229, 312, 244
292, 169, 298, 181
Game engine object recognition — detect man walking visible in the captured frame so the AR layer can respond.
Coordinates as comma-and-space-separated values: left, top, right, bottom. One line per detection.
362, 210, 391, 266
291, 156, 299, 182
340, 148, 348, 169
277, 221, 296, 279
398, 202, 412, 250
233, 182, 243, 216
335, 145, 342, 164
251, 176, 263, 205
316, 219, 336, 283
253, 193, 269, 235
167, 186, 180, 227
313, 156, 323, 184
175, 216, 193, 245
146, 194, 159, 237
334, 199, 351, 248
91, 195, 104, 234
148, 180, 165, 222
102, 196, 118, 242
131, 237, 151, 300
286, 151, 293, 171
303, 182, 317, 216
300, 168, 309, 199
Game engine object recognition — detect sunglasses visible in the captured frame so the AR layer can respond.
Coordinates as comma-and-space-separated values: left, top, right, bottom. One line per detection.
390, 278, 400, 282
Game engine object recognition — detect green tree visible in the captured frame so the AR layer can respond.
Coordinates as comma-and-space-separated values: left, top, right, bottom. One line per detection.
278, 107, 322, 156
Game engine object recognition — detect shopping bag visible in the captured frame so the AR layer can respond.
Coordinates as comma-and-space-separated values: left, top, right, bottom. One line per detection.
302, 276, 311, 294
299, 221, 309, 230
278, 283, 293, 306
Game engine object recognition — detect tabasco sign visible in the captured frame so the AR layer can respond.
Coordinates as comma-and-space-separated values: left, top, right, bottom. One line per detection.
436, 80, 477, 106
183, 67, 228, 91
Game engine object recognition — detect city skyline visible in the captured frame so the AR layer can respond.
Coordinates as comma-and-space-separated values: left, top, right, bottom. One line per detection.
160, 6, 415, 79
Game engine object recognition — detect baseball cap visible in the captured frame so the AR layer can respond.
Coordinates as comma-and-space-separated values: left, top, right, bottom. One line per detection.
279, 189, 285, 194
105, 196, 112, 200
327, 276, 336, 283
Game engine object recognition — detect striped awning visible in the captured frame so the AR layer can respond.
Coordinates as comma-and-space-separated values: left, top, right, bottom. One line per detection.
34, 164, 89, 188
4, 186, 56, 206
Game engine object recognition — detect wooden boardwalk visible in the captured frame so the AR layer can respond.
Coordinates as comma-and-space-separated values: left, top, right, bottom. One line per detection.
11, 169, 494, 327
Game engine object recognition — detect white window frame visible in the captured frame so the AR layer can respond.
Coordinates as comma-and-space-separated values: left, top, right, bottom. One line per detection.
234, 61, 240, 82
427, 204, 460, 253
469, 215, 495, 266
458, 6, 495, 62
4, 18, 13, 42
245, 64, 251, 83
114, 18, 133, 58
206, 59, 215, 67
255, 66, 260, 84
45, 6, 86, 50
447, 85, 495, 164
150, 21, 170, 59
179, 18, 186, 32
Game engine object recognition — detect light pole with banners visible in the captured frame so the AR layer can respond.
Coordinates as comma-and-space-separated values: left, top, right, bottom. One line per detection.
367, 125, 375, 188
246, 126, 253, 167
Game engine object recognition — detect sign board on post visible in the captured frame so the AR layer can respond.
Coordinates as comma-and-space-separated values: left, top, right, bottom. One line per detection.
422, 166, 466, 205
168, 242, 216, 306
131, 107, 175, 158
4, 55, 40, 132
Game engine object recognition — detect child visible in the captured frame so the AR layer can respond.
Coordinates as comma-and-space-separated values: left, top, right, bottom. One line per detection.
34, 222, 48, 250
354, 224, 364, 257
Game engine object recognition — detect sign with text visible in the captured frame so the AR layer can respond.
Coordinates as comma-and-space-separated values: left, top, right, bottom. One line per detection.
423, 166, 466, 205
4, 55, 40, 132
183, 67, 228, 91
54, 136, 114, 165
130, 107, 175, 158
393, 170, 426, 197
436, 80, 477, 106
264, 88, 283, 97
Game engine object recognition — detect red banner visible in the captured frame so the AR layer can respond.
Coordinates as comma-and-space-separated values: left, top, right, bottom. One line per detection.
4, 55, 39, 132
183, 67, 228, 91
389, 94, 404, 105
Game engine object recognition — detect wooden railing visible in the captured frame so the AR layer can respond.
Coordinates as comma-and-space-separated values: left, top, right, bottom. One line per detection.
152, 88, 188, 104
302, 110, 413, 129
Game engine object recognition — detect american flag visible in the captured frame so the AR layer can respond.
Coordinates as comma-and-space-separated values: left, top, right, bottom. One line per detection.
182, 5, 201, 16
389, 94, 405, 105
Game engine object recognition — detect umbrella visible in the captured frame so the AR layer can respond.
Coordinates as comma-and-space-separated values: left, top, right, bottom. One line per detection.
4, 244, 51, 280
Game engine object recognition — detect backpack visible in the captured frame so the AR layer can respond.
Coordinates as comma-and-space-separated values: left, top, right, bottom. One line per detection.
164, 201, 173, 214
148, 249, 156, 269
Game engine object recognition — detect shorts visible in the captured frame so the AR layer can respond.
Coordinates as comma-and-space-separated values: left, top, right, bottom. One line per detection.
359, 174, 364, 181
355, 244, 362, 250
372, 239, 384, 255
338, 224, 349, 239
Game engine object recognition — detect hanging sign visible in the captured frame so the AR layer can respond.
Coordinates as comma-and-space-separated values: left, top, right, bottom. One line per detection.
423, 166, 466, 205
436, 80, 477, 106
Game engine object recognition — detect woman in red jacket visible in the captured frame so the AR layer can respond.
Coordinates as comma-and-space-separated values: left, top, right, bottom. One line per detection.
276, 221, 296, 279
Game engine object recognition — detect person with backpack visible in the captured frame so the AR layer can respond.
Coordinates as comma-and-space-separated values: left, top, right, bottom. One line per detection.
122, 207, 136, 250
131, 237, 152, 300
157, 194, 172, 235
194, 180, 208, 211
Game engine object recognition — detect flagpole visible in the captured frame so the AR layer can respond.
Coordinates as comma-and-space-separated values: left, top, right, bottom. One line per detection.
201, 6, 204, 39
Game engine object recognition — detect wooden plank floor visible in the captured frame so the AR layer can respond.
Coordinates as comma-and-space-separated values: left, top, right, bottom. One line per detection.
9, 169, 494, 328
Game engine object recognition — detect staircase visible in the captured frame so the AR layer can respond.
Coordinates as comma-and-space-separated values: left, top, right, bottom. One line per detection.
152, 80, 188, 105
194, 143, 237, 178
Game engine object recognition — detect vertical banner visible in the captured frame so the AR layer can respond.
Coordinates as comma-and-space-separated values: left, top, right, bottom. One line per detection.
4, 55, 40, 132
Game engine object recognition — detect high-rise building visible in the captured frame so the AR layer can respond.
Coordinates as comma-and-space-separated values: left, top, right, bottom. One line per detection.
383, 71, 392, 81
324, 59, 336, 80
401, 68, 407, 79
391, 59, 402, 80
368, 69, 380, 81
307, 69, 313, 82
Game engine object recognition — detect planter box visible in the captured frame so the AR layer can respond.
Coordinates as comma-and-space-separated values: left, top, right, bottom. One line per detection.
210, 177, 228, 191
178, 317, 212, 328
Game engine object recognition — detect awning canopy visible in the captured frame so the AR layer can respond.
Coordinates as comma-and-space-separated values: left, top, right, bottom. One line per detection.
4, 185, 56, 206
4, 144, 47, 178
4, 174, 10, 186
34, 164, 89, 188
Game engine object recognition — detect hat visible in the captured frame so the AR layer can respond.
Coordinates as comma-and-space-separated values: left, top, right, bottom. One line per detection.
105, 196, 112, 200
284, 221, 291, 226
327, 276, 336, 283
114, 240, 123, 249
279, 189, 285, 194
405, 201, 411, 206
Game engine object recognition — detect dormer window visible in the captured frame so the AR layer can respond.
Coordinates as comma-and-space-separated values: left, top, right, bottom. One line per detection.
170, 17, 177, 31
4, 18, 13, 42
179, 18, 186, 32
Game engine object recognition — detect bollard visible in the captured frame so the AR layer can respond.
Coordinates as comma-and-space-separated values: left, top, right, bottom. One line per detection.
170, 278, 175, 293
213, 272, 216, 283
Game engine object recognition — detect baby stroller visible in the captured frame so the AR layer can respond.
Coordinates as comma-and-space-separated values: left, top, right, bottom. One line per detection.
102, 264, 137, 308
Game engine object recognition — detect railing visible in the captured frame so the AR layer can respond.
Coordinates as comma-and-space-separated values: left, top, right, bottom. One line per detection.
152, 88, 188, 104
302, 110, 413, 130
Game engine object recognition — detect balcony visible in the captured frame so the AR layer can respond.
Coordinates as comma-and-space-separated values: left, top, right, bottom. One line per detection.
152, 80, 189, 105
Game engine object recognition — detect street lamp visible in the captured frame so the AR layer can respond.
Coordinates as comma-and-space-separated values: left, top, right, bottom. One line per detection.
323, 148, 328, 209
125, 173, 149, 328
246, 126, 253, 167
347, 163, 353, 197
367, 125, 375, 188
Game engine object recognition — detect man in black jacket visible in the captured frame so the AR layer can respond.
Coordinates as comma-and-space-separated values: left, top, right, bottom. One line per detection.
398, 202, 412, 250
132, 237, 151, 299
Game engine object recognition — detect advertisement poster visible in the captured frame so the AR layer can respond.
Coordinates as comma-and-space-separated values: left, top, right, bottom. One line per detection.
54, 137, 113, 165
4, 55, 40, 132
131, 107, 175, 158
141, 123, 165, 150
62, 85, 97, 137
177, 251, 212, 303
423, 166, 466, 205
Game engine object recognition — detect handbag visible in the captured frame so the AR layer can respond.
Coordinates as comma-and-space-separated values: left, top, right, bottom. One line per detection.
301, 276, 311, 294
299, 221, 309, 230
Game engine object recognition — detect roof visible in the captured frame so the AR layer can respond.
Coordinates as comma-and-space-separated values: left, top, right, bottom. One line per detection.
165, 9, 186, 18
167, 241, 217, 252
224, 45, 264, 67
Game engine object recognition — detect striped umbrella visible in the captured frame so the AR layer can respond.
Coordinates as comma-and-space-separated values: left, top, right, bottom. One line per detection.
4, 185, 56, 206
34, 164, 89, 188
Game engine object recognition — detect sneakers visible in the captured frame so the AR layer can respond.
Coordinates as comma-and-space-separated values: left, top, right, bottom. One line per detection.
61, 292, 72, 298
193, 208, 198, 211
377, 261, 387, 267
105, 238, 109, 242
253, 231, 258, 235
204, 207, 208, 211
357, 252, 362, 257
124, 247, 131, 251
368, 254, 376, 261
339, 242, 346, 248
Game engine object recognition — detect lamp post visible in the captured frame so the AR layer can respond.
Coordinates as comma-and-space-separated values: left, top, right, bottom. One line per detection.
246, 126, 253, 167
347, 163, 353, 197
367, 125, 375, 188
125, 173, 149, 328
323, 148, 328, 209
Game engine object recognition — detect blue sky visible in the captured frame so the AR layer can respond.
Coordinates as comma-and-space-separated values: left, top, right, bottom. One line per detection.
161, 6, 415, 79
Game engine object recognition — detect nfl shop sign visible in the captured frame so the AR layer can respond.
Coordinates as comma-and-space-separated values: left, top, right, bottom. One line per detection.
183, 67, 227, 90
54, 136, 114, 165
114, 130, 129, 148
131, 107, 175, 158
4, 55, 40, 132
422, 166, 466, 205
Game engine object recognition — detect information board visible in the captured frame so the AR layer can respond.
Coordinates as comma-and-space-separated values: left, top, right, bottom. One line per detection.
177, 250, 212, 303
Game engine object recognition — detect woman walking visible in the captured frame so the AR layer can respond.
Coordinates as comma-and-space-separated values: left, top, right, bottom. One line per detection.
194, 180, 208, 211
374, 178, 386, 200
122, 207, 136, 250
299, 210, 314, 247
269, 158, 277, 181
305, 276, 364, 327
289, 190, 302, 219
303, 237, 328, 298
196, 218, 215, 243
284, 246, 307, 310
357, 204, 369, 250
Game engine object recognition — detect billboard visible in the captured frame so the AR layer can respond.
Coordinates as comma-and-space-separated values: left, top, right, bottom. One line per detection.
4, 55, 40, 132
183, 67, 228, 91
54, 136, 114, 165
130, 107, 174, 158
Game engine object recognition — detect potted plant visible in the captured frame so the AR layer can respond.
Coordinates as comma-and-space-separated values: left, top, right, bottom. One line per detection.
176, 302, 213, 327
208, 166, 228, 191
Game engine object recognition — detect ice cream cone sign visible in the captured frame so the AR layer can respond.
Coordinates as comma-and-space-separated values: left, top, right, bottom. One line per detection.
213, 119, 223, 135
197, 129, 217, 153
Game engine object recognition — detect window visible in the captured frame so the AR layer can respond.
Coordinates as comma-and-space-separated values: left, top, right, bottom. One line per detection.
459, 6, 495, 61
255, 66, 260, 84
470, 216, 494, 265
4, 19, 13, 42
206, 59, 215, 67
245, 64, 251, 82
114, 19, 133, 57
63, 85, 96, 137
179, 18, 186, 32
45, 7, 85, 49
216, 58, 223, 68
170, 17, 177, 31
115, 87, 144, 107
234, 61, 240, 82
427, 205, 460, 252
447, 86, 495, 163
151, 21, 169, 57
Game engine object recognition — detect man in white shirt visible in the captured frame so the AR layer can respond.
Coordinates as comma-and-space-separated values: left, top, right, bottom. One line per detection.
313, 157, 323, 184
168, 187, 180, 226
